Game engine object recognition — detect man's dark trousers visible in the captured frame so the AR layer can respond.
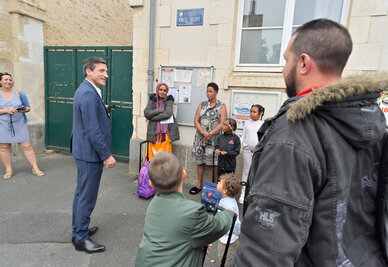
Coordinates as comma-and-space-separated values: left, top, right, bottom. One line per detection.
72, 159, 103, 242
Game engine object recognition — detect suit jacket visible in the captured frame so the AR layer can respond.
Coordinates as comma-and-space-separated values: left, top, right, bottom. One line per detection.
135, 192, 234, 267
71, 79, 111, 162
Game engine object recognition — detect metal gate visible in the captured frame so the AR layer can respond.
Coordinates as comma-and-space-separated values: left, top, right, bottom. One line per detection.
44, 46, 133, 160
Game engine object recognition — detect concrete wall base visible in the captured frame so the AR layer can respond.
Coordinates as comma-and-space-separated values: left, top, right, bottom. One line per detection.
129, 138, 243, 186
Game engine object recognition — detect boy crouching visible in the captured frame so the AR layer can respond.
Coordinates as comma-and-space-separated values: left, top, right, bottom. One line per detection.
135, 152, 235, 267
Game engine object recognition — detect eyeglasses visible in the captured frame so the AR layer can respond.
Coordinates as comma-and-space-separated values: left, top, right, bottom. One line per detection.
223, 122, 232, 129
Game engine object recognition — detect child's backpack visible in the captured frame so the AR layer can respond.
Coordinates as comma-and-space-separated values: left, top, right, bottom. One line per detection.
201, 181, 222, 211
136, 161, 157, 199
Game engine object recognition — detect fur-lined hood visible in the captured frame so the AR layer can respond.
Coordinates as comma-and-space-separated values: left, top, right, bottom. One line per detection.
287, 73, 388, 122
281, 73, 388, 150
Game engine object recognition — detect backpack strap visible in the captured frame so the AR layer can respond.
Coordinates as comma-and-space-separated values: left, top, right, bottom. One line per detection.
377, 130, 388, 263
15, 89, 21, 98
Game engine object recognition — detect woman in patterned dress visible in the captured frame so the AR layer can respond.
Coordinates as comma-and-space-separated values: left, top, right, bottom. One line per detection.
190, 82, 227, 194
0, 72, 44, 179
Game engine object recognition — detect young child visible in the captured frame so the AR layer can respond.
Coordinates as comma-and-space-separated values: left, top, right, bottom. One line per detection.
216, 173, 242, 267
215, 118, 241, 176
135, 152, 235, 267
240, 104, 265, 204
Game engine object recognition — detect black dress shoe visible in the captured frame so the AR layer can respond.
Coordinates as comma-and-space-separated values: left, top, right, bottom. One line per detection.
72, 226, 99, 245
74, 238, 105, 253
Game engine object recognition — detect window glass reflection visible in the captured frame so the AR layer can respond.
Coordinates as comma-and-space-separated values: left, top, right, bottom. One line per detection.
240, 29, 283, 64
293, 0, 343, 26
243, 0, 286, 27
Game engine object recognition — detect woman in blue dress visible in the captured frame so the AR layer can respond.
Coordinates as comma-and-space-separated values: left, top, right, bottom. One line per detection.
0, 72, 44, 179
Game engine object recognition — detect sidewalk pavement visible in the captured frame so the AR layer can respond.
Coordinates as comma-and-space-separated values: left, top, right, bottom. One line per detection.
0, 152, 221, 267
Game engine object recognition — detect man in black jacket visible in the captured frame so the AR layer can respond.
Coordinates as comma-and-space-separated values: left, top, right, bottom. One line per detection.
232, 19, 388, 266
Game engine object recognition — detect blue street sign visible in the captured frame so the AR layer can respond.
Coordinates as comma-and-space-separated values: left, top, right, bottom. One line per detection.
177, 8, 204, 26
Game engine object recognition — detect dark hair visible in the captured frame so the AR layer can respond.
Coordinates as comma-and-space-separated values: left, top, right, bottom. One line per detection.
291, 19, 352, 76
0, 72, 12, 87
226, 118, 237, 131
207, 82, 219, 92
83, 57, 107, 77
251, 104, 265, 120
220, 173, 241, 198
148, 152, 182, 193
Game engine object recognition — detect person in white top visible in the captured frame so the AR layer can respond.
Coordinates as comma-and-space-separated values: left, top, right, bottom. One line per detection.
239, 104, 265, 204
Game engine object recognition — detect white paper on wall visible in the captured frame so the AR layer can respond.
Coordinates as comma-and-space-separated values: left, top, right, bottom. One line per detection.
178, 84, 191, 103
174, 69, 192, 83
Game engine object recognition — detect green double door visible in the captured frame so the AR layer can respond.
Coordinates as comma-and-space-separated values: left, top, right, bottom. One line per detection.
44, 47, 133, 160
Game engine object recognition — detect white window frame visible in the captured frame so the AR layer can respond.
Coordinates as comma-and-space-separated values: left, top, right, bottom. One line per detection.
234, 0, 351, 73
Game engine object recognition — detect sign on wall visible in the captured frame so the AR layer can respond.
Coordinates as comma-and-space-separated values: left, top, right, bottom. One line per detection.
230, 90, 282, 138
177, 8, 204, 26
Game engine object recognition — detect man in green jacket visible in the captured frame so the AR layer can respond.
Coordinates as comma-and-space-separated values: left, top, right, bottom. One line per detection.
135, 152, 235, 267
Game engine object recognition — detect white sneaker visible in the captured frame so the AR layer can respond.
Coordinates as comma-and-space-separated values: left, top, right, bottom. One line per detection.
239, 192, 245, 204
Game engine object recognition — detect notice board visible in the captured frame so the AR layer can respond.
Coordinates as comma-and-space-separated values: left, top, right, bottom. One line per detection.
160, 65, 214, 126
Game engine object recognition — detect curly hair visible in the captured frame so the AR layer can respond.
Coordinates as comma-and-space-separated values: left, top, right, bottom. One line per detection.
207, 82, 219, 92
220, 173, 241, 198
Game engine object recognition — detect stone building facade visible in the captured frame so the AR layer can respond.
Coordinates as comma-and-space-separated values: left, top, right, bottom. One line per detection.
44, 0, 133, 46
128, 0, 388, 181
1, 1, 387, 181
0, 0, 133, 154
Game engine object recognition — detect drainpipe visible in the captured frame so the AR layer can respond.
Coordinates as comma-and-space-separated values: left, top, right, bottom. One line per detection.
148, 0, 156, 95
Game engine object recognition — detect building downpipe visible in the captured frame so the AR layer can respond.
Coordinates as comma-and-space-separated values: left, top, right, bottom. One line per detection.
147, 0, 156, 95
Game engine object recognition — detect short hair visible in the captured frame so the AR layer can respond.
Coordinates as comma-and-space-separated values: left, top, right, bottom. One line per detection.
148, 152, 183, 193
220, 173, 241, 198
226, 118, 237, 131
207, 82, 219, 92
291, 18, 352, 76
83, 57, 107, 77
0, 72, 12, 87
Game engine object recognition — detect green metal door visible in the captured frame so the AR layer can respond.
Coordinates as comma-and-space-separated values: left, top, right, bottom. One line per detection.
44, 46, 133, 160
108, 48, 133, 158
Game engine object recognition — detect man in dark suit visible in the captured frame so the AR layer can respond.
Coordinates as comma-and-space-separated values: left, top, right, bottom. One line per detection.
71, 57, 116, 253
